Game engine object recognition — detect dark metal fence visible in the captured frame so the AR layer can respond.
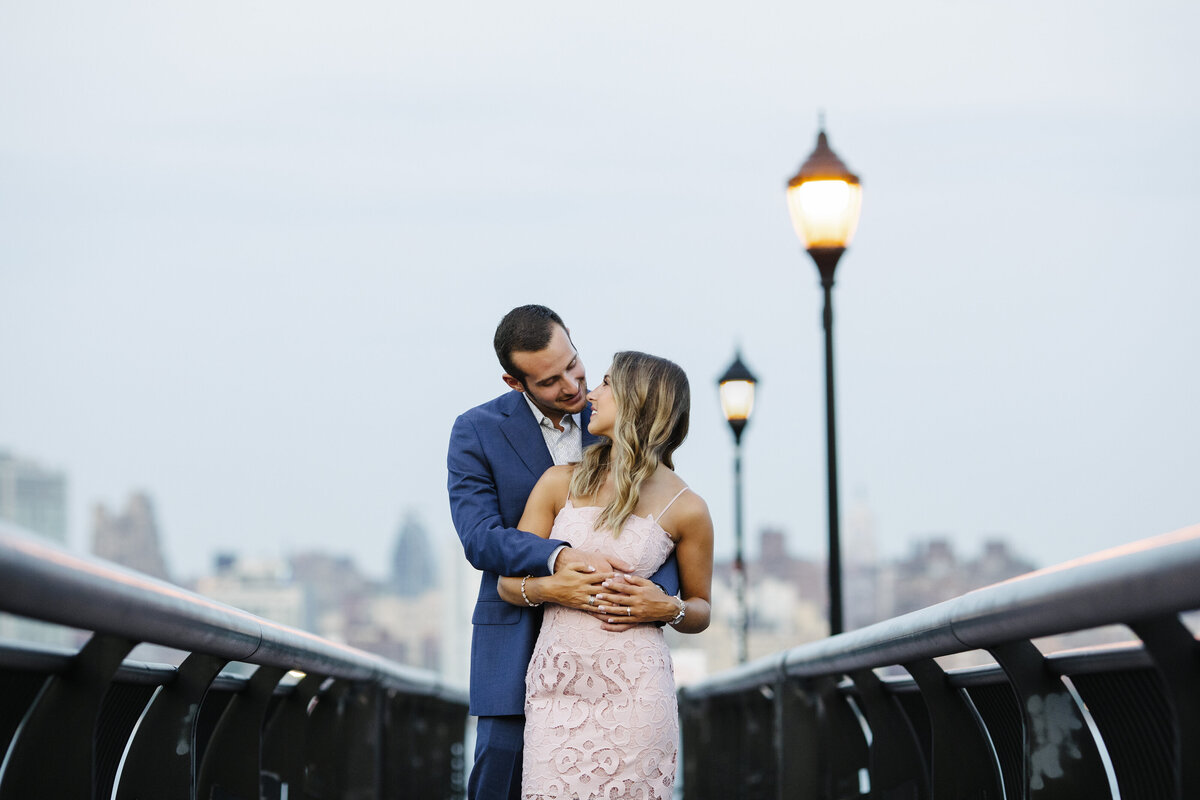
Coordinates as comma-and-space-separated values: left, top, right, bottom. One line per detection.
0, 521, 468, 799
679, 524, 1200, 800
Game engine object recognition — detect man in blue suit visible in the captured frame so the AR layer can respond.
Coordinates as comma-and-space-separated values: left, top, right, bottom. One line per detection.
447, 305, 679, 800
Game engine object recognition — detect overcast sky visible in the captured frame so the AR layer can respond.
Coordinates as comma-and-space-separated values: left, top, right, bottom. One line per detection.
2, 1, 1197, 583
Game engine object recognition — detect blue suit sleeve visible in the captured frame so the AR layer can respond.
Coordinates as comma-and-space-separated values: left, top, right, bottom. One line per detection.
649, 551, 680, 597
447, 413, 565, 578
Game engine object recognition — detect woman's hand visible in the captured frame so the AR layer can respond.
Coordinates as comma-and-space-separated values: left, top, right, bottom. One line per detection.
588, 574, 680, 631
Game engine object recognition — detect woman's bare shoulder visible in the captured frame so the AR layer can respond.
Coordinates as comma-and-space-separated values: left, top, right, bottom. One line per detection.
649, 469, 709, 523
533, 464, 574, 497
674, 487, 711, 522
545, 463, 576, 481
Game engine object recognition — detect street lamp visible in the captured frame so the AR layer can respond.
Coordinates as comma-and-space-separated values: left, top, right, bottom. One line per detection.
718, 350, 758, 664
785, 124, 862, 636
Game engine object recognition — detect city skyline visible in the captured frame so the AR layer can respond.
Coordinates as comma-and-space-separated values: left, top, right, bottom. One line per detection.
0, 462, 1043, 680
2, 2, 1197, 579
0, 445, 1050, 583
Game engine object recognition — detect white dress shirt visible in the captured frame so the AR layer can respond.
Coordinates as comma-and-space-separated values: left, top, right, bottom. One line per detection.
522, 393, 583, 572
523, 394, 582, 465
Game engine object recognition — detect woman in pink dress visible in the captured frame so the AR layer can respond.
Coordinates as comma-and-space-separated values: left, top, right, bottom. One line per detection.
499, 351, 715, 800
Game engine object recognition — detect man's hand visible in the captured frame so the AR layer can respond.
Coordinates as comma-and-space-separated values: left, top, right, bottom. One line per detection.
554, 547, 632, 576
530, 566, 610, 611
587, 573, 680, 632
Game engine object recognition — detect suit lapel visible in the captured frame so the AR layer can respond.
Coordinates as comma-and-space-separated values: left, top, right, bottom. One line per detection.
500, 393, 554, 476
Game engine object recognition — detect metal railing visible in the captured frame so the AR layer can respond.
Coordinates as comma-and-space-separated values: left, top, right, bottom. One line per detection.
0, 520, 468, 799
679, 524, 1200, 800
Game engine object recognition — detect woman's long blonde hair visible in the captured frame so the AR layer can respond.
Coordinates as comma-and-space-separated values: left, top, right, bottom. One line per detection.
569, 351, 690, 534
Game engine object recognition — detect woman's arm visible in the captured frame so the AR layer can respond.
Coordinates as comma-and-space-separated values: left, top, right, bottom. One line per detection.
664, 495, 714, 634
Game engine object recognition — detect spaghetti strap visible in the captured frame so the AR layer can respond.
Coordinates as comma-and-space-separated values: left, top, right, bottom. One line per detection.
655, 487, 690, 520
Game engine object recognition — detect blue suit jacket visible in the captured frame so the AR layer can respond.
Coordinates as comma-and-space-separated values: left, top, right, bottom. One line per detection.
447, 390, 680, 716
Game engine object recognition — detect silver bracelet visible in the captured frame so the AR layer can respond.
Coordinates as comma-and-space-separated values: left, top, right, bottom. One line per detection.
668, 597, 686, 627
520, 575, 541, 607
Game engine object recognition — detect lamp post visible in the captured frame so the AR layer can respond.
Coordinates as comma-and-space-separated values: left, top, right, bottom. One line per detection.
785, 124, 862, 637
718, 351, 758, 664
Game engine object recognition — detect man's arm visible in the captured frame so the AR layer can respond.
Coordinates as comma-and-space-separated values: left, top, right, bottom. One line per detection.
648, 552, 680, 597
447, 413, 564, 578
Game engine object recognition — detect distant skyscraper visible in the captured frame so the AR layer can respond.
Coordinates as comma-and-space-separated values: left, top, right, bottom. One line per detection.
844, 489, 881, 631
391, 512, 437, 597
91, 492, 171, 581
0, 450, 72, 646
844, 489, 878, 568
0, 450, 68, 545
194, 554, 306, 629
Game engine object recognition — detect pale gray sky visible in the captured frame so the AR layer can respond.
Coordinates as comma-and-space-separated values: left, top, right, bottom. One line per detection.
2, 1, 1197, 580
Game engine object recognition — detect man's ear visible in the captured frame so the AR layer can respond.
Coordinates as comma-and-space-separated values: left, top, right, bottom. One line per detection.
501, 373, 525, 392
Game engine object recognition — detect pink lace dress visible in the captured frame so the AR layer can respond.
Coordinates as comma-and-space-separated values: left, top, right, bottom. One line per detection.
522, 492, 686, 800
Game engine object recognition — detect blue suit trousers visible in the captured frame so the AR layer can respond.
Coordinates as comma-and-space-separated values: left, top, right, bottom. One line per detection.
469, 715, 525, 800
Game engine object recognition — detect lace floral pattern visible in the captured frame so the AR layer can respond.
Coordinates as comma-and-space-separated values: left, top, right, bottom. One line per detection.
523, 503, 678, 800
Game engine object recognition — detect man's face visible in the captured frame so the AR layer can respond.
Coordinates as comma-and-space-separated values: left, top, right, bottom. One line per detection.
504, 324, 588, 422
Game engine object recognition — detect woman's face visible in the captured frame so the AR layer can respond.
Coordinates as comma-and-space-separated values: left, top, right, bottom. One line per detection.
585, 369, 616, 437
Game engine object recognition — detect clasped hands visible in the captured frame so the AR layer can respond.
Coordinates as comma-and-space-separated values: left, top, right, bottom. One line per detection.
551, 549, 678, 632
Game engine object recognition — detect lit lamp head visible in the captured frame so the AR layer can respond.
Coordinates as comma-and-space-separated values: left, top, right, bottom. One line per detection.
718, 351, 759, 445
786, 128, 862, 283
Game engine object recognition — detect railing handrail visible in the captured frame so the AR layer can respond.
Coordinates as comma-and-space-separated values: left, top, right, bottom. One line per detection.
683, 523, 1200, 697
0, 520, 465, 701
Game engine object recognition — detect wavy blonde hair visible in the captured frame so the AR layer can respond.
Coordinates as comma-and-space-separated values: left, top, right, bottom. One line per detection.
569, 351, 690, 534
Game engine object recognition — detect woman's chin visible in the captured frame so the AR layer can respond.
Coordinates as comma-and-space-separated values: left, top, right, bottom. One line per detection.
586, 421, 611, 437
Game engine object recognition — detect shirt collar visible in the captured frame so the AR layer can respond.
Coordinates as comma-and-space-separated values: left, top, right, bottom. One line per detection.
523, 393, 580, 432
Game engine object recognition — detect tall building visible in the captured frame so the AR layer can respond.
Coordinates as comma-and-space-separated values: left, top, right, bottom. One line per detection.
884, 536, 1037, 619
390, 512, 438, 597
686, 527, 829, 674
194, 554, 307, 629
0, 449, 68, 545
289, 551, 372, 634
844, 491, 882, 630
0, 450, 73, 646
91, 492, 171, 581
679, 525, 1040, 678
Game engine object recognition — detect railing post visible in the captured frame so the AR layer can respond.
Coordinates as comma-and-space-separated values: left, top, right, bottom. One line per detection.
679, 691, 707, 799
0, 633, 136, 800
197, 664, 287, 800
776, 677, 822, 799
990, 640, 1113, 799
380, 691, 468, 800
848, 668, 929, 799
295, 679, 381, 799
115, 652, 228, 800
904, 658, 1004, 799
815, 676, 870, 799
261, 672, 325, 797
1131, 614, 1200, 799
